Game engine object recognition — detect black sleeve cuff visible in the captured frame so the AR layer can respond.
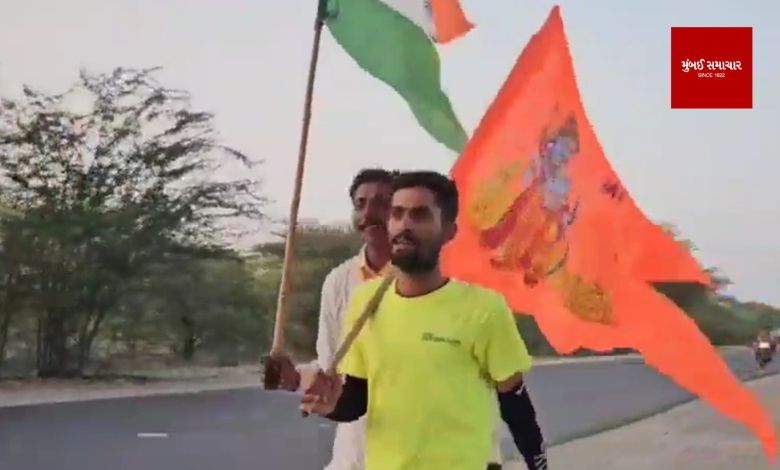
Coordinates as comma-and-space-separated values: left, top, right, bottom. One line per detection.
498, 382, 548, 469
325, 375, 368, 422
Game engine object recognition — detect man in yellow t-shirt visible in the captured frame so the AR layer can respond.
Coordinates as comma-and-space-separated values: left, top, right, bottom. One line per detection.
302, 171, 541, 469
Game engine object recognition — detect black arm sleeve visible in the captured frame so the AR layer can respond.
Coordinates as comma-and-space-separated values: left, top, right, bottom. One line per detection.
498, 382, 548, 470
325, 375, 368, 423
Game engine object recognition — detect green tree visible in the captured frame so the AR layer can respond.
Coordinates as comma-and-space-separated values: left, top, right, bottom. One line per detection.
0, 67, 264, 377
135, 253, 272, 364
653, 222, 777, 345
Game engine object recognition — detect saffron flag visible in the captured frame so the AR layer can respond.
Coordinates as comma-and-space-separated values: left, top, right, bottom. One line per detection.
325, 0, 473, 153
441, 6, 777, 461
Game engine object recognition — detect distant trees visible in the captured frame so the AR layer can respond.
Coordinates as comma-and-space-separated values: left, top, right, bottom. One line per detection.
0, 67, 264, 376
653, 223, 777, 346
0, 67, 361, 376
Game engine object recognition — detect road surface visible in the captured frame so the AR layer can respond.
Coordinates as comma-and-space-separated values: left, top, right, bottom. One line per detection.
0, 349, 776, 470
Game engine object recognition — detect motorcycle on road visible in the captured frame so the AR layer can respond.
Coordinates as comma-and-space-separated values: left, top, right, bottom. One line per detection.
754, 337, 777, 371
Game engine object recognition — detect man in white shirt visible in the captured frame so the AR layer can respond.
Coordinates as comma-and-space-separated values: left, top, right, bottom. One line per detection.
263, 169, 546, 470
310, 168, 396, 470
264, 168, 397, 469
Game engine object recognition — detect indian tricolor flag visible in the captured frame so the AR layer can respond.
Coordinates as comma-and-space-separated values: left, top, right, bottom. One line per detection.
325, 0, 472, 153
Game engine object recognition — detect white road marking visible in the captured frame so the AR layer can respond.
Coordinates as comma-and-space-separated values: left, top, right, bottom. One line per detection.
137, 433, 169, 438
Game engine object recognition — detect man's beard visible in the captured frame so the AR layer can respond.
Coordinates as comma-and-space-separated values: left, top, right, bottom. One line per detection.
391, 245, 440, 274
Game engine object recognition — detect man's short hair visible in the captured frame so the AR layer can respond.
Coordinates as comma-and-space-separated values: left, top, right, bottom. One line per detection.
349, 168, 398, 199
391, 171, 459, 224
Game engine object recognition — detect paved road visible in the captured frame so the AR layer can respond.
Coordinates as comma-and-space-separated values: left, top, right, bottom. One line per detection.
0, 349, 776, 470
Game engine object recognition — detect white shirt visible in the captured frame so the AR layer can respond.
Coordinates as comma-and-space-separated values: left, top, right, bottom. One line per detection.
316, 252, 369, 470
314, 249, 507, 470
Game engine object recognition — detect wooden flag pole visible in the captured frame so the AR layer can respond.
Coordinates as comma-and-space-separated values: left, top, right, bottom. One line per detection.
270, 0, 328, 358
325, 273, 395, 374
301, 273, 394, 417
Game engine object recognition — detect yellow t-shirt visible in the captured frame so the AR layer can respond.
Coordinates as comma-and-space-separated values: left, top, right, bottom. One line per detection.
338, 278, 533, 470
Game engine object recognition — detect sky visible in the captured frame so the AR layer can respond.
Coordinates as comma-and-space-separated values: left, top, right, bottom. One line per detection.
0, 0, 778, 305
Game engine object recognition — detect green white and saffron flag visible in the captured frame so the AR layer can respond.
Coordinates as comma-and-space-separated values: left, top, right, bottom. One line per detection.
325, 0, 473, 153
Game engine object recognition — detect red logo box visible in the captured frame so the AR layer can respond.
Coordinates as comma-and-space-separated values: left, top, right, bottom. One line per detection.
671, 27, 752, 109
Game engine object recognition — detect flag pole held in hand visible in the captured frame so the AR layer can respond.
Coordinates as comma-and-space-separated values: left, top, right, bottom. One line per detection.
269, 0, 329, 360
301, 273, 395, 417
326, 273, 395, 374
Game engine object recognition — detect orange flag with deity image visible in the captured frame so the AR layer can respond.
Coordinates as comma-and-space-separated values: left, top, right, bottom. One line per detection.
440, 6, 777, 461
